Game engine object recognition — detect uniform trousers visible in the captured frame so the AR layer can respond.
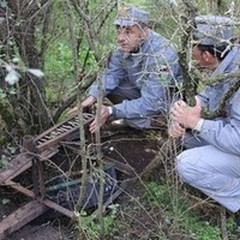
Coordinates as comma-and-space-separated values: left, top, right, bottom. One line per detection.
176, 144, 240, 213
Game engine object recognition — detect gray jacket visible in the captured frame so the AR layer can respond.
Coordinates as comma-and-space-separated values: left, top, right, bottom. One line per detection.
89, 30, 182, 120
193, 46, 240, 155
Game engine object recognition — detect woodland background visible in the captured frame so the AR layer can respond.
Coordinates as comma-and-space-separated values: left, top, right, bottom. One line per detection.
1, 0, 240, 239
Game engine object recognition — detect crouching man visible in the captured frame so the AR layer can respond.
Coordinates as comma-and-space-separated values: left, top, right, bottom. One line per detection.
169, 15, 240, 213
70, 4, 182, 133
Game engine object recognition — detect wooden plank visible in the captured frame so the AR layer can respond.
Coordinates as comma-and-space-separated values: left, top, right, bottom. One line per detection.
0, 200, 47, 240
35, 127, 79, 152
103, 156, 134, 176
34, 113, 94, 152
4, 180, 75, 219
43, 199, 75, 219
0, 148, 59, 185
0, 153, 32, 184
4, 180, 35, 198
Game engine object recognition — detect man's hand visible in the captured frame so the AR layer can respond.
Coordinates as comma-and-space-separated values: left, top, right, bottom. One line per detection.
82, 96, 96, 108
171, 96, 202, 129
67, 96, 96, 117
67, 106, 78, 117
168, 121, 186, 138
89, 105, 111, 133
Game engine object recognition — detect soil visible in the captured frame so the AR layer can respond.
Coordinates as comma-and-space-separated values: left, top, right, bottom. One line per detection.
0, 128, 167, 240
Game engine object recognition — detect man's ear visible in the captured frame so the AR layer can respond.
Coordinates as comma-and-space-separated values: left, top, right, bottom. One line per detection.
142, 25, 149, 37
203, 51, 215, 63
202, 50, 219, 68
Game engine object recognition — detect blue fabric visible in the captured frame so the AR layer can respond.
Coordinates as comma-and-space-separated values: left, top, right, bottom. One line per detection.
179, 46, 240, 213
194, 15, 234, 45
89, 30, 182, 128
114, 5, 149, 26
185, 46, 240, 155
177, 145, 240, 213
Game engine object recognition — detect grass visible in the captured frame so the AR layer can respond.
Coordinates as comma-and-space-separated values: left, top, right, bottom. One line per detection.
94, 179, 239, 240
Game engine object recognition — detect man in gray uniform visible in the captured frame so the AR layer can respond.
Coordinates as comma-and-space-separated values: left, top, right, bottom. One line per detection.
78, 5, 182, 133
169, 15, 240, 213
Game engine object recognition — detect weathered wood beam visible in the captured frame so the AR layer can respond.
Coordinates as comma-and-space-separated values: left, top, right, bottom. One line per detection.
43, 199, 75, 219
0, 200, 47, 240
0, 148, 58, 185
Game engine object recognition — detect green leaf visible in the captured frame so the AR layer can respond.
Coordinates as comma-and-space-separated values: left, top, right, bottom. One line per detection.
2, 198, 10, 205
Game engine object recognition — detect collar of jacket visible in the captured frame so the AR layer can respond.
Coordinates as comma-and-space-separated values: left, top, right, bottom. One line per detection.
211, 46, 240, 79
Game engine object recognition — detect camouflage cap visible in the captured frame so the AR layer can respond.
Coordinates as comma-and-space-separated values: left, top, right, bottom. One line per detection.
193, 15, 234, 45
114, 5, 149, 27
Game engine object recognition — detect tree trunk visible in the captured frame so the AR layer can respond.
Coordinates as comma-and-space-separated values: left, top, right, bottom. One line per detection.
0, 0, 53, 134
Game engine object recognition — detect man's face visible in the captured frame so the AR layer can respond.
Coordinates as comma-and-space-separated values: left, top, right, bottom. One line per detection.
192, 45, 219, 69
116, 24, 148, 53
192, 45, 207, 67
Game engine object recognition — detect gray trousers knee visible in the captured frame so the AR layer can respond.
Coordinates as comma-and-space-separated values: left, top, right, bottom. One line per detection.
176, 145, 240, 213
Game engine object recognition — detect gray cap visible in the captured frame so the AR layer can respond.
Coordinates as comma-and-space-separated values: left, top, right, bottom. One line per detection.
114, 5, 149, 27
193, 15, 234, 45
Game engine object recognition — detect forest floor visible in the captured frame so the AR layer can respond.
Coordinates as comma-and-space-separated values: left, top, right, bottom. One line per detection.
0, 128, 168, 240
0, 127, 235, 240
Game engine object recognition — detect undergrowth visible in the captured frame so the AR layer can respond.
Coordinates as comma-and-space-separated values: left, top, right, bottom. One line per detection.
76, 180, 240, 240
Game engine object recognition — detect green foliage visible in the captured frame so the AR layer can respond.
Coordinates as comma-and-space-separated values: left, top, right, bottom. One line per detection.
2, 198, 10, 205
188, 220, 221, 240
124, 0, 146, 6
44, 37, 114, 104
0, 155, 10, 168
0, 135, 5, 145
144, 182, 188, 213
226, 217, 236, 232
45, 42, 74, 102
0, 145, 17, 168
143, 182, 170, 206
144, 181, 222, 240
75, 204, 119, 239
0, 85, 16, 100
0, 89, 6, 99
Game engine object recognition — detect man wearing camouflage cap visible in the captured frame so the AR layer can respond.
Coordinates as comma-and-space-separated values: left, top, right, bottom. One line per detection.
74, 4, 182, 133
169, 15, 240, 213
